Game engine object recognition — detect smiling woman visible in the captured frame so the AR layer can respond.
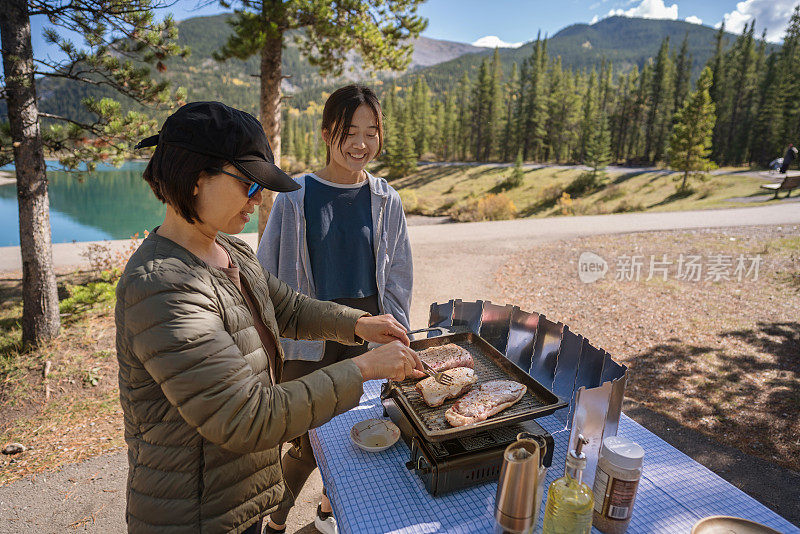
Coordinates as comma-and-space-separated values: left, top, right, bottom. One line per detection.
257, 85, 413, 534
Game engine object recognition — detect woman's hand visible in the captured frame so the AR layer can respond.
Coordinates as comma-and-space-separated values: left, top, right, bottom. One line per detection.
354, 314, 410, 346
352, 341, 423, 382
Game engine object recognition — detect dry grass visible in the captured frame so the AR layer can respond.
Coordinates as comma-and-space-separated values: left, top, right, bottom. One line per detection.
497, 224, 800, 471
450, 193, 518, 222
391, 164, 782, 219
0, 270, 124, 486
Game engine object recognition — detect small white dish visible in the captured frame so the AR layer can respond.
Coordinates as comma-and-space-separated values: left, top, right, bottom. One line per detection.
350, 419, 400, 453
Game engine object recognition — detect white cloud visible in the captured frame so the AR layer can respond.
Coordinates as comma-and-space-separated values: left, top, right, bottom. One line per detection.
685, 15, 703, 25
471, 36, 523, 49
607, 0, 678, 20
718, 0, 799, 42
591, 15, 601, 24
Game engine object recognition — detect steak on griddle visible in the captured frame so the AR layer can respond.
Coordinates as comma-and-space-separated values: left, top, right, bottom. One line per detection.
415, 367, 477, 407
412, 343, 473, 379
445, 380, 527, 427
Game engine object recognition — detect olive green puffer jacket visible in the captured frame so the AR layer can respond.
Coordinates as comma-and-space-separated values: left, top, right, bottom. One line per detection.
115, 230, 366, 533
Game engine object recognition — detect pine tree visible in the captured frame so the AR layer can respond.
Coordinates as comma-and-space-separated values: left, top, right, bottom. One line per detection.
611, 68, 638, 162
645, 37, 675, 163
0, 0, 186, 346
283, 112, 295, 160
442, 94, 457, 160
579, 69, 598, 162
383, 95, 418, 177
585, 115, 612, 178
399, 98, 419, 175
673, 33, 692, 115
431, 98, 445, 157
381, 85, 399, 166
501, 62, 520, 161
669, 67, 716, 192
722, 21, 758, 164
472, 59, 490, 161
598, 59, 614, 116
521, 36, 548, 161
777, 6, 800, 152
738, 26, 767, 165
411, 76, 431, 157
487, 48, 504, 160
627, 62, 651, 162
750, 53, 783, 165
507, 150, 525, 188
546, 60, 580, 162
456, 72, 473, 160
709, 22, 728, 161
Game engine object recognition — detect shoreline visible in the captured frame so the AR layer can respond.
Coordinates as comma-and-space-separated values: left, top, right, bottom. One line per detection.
0, 170, 15, 186
2, 204, 800, 273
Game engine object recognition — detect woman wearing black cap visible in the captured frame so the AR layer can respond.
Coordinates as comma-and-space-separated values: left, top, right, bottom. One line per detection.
116, 101, 422, 534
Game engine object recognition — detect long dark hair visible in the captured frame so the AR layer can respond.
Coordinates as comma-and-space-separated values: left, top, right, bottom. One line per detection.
321, 84, 384, 164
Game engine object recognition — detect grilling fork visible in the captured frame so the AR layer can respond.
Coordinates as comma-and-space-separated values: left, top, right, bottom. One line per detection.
420, 360, 454, 385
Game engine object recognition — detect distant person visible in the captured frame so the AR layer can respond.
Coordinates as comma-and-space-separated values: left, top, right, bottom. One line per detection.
780, 143, 797, 173
257, 84, 412, 534
117, 101, 421, 534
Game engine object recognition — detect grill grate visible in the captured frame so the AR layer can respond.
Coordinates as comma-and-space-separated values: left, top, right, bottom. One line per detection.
396, 340, 550, 433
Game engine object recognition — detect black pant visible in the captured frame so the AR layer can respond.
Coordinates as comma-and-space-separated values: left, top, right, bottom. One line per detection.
271, 295, 380, 524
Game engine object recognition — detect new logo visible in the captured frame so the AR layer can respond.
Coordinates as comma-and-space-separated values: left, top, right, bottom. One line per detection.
578, 251, 608, 283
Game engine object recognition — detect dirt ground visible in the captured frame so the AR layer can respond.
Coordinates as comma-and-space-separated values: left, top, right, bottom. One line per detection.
497, 225, 800, 472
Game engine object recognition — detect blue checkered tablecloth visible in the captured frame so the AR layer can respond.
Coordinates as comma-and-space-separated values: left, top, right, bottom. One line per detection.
309, 380, 798, 534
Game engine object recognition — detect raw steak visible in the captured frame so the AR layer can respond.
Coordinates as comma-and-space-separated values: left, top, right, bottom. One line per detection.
411, 343, 473, 379
415, 367, 478, 407
445, 380, 527, 427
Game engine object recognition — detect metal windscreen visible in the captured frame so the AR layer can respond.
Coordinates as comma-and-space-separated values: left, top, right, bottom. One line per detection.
428, 299, 627, 426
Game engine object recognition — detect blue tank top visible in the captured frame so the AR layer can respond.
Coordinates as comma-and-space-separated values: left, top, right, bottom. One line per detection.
304, 174, 378, 301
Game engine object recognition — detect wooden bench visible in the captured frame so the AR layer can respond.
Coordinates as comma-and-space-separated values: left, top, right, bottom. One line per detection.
761, 175, 800, 198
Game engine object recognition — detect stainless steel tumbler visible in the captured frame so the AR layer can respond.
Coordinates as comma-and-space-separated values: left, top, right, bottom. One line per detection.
494, 434, 547, 534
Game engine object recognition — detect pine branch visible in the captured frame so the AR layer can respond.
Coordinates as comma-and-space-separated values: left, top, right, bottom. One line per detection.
29, 1, 179, 19
31, 1, 188, 81
38, 112, 102, 134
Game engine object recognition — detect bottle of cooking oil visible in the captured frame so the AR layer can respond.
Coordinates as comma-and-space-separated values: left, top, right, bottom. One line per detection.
542, 435, 594, 534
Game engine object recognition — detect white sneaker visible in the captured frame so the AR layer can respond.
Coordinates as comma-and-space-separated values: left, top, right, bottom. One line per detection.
313, 503, 338, 534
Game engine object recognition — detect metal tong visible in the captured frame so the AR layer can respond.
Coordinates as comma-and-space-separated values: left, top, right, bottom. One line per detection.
406, 327, 458, 386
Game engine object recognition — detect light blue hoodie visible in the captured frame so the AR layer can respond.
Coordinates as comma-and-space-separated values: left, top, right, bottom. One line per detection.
257, 172, 413, 362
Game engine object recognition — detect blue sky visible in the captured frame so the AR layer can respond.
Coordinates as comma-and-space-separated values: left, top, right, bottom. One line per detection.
25, 0, 800, 67
415, 0, 800, 45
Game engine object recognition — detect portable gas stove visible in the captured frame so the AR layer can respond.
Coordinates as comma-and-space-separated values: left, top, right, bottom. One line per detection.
382, 395, 554, 496
379, 329, 564, 496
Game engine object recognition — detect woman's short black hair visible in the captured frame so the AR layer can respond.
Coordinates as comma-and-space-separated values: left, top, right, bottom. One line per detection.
321, 84, 383, 164
142, 143, 225, 224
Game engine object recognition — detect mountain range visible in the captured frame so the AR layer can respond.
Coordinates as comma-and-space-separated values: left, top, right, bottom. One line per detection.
389, 16, 780, 96
4, 14, 781, 123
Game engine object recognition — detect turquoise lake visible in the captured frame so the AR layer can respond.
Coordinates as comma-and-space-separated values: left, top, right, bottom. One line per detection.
0, 161, 260, 246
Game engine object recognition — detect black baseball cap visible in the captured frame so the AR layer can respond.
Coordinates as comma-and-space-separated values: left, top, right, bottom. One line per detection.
135, 101, 300, 193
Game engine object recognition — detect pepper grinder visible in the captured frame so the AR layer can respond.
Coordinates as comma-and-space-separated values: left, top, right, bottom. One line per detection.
494, 433, 547, 534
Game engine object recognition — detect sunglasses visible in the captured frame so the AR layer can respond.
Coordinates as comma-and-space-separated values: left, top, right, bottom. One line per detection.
208, 167, 264, 198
